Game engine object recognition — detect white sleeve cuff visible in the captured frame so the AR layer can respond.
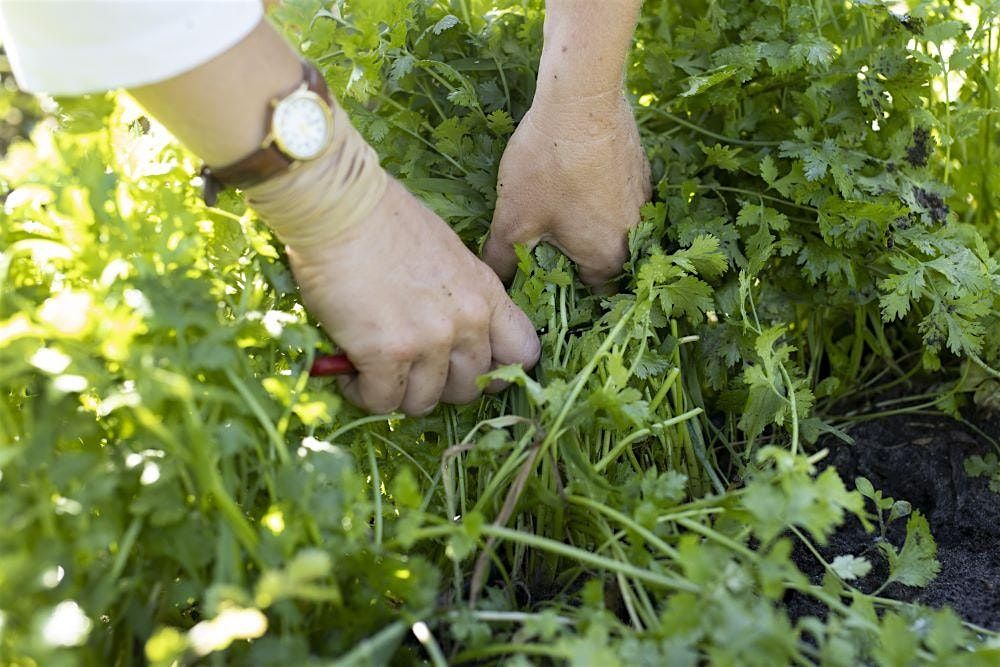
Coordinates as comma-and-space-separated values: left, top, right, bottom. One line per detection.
0, 1, 264, 95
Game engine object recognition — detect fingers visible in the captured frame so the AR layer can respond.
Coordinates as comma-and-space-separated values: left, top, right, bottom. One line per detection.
487, 180, 646, 289
576, 242, 629, 287
489, 297, 541, 369
336, 306, 537, 413
481, 228, 522, 283
486, 166, 550, 282
338, 357, 411, 415
337, 290, 535, 414
484, 187, 543, 282
399, 353, 451, 416
553, 227, 629, 288
440, 344, 492, 404
640, 155, 653, 200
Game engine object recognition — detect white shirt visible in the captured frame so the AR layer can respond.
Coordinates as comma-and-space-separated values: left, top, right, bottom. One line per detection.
0, 0, 263, 95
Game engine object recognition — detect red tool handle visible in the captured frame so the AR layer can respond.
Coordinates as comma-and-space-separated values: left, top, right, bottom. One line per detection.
310, 354, 356, 376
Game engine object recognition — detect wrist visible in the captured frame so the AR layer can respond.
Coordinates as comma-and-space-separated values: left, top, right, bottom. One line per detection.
523, 89, 631, 142
531, 79, 625, 113
535, 55, 625, 104
245, 102, 388, 249
533, 69, 624, 107
200, 61, 337, 205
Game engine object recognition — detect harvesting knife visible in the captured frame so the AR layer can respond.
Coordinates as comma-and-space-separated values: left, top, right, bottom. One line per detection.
310, 354, 356, 376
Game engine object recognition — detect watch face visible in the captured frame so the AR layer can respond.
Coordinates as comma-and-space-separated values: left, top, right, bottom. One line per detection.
272, 91, 333, 161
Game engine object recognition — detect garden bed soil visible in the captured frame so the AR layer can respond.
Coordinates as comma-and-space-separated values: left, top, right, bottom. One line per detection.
789, 411, 1000, 629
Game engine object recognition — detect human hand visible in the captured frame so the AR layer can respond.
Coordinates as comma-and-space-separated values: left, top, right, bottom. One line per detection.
130, 16, 539, 415
483, 92, 651, 287
285, 178, 540, 415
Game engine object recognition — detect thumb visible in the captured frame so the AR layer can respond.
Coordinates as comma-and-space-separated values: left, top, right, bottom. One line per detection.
559, 230, 629, 288
484, 185, 544, 282
576, 256, 625, 289
482, 229, 523, 283
489, 296, 540, 369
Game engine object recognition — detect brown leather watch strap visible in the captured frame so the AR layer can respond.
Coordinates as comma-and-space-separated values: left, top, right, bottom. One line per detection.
201, 62, 332, 205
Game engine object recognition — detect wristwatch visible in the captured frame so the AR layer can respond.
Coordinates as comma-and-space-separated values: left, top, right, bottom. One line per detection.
201, 61, 335, 205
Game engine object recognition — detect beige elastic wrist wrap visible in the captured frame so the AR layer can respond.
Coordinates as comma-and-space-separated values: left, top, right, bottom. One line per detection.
244, 102, 388, 249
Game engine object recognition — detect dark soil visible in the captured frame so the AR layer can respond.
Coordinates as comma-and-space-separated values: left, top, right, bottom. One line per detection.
788, 411, 1000, 629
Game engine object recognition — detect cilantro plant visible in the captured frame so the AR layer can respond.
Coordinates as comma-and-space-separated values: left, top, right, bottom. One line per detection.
1, 1, 999, 665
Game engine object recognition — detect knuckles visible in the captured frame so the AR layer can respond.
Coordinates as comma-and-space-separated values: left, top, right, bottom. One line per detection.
458, 295, 492, 329
354, 379, 406, 415
380, 338, 427, 364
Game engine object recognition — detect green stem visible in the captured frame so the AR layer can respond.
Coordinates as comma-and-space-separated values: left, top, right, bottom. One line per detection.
107, 516, 143, 584
778, 363, 800, 456
326, 412, 402, 441
412, 621, 448, 667
480, 524, 698, 592
674, 517, 757, 560
970, 352, 1000, 380
331, 620, 408, 665
451, 610, 572, 625
567, 495, 680, 559
593, 408, 703, 472
648, 367, 680, 413
847, 306, 866, 382
471, 431, 536, 514
832, 400, 945, 426
367, 437, 383, 548
661, 183, 820, 213
539, 305, 637, 459
224, 368, 289, 464
454, 643, 570, 663
789, 526, 836, 576
645, 107, 781, 146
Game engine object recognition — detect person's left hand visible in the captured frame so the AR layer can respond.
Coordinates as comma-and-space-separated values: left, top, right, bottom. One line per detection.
483, 93, 651, 288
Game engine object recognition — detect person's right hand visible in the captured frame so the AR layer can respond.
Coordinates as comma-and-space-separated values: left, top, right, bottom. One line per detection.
285, 177, 540, 416
483, 93, 651, 289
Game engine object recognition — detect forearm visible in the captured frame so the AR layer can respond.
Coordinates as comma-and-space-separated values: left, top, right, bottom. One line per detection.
129, 20, 385, 247
536, 0, 643, 101
129, 21, 301, 168
488, 1, 650, 286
